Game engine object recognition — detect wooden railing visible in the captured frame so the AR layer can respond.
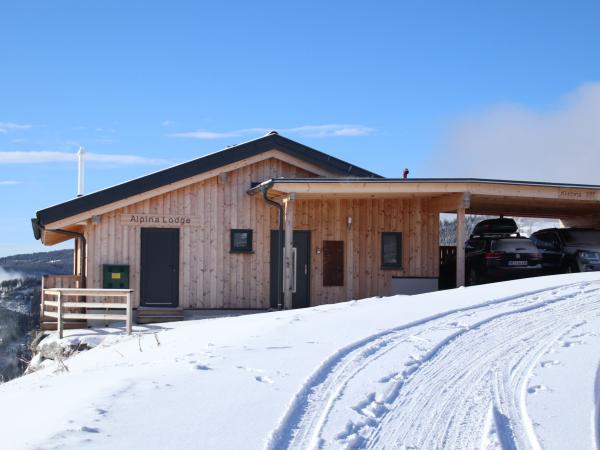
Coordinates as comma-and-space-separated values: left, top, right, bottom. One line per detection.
41, 275, 83, 319
42, 288, 133, 338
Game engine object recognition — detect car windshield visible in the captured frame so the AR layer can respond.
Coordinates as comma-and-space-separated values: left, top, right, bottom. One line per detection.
492, 239, 537, 252
562, 230, 600, 246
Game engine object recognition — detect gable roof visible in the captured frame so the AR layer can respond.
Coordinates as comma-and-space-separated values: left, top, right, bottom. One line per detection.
34, 132, 381, 228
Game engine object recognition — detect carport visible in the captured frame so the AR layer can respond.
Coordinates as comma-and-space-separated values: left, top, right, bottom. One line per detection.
257, 177, 600, 294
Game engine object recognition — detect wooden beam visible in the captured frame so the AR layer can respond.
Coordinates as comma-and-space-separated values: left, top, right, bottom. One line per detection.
45, 311, 127, 321
45, 301, 129, 309
126, 291, 133, 334
456, 207, 466, 288
57, 290, 63, 339
429, 192, 465, 213
42, 225, 86, 246
269, 181, 600, 204
283, 194, 295, 310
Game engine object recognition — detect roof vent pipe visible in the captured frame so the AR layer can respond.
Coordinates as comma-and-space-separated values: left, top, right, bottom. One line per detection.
77, 146, 85, 197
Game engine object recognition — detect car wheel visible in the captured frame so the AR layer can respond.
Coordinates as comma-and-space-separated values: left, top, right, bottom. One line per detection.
467, 268, 478, 286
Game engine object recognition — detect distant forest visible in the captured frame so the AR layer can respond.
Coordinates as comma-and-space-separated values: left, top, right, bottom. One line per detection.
439, 215, 558, 245
0, 249, 73, 381
0, 249, 73, 277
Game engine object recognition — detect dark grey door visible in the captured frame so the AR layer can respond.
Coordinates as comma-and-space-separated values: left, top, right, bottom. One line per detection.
140, 228, 179, 307
270, 230, 311, 309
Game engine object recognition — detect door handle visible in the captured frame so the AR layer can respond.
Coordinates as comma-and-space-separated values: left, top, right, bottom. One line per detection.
291, 248, 297, 293
304, 264, 308, 275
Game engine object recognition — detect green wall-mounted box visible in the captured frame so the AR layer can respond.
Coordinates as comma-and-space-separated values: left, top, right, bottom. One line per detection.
102, 265, 130, 289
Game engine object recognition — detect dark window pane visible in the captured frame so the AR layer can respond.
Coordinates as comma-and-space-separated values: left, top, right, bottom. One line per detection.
381, 232, 402, 268
383, 235, 398, 264
233, 232, 248, 248
231, 229, 253, 252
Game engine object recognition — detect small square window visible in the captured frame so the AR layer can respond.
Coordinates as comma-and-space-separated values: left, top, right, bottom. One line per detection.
231, 229, 253, 253
381, 232, 402, 268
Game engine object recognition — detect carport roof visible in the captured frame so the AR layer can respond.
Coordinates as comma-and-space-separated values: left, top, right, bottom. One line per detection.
251, 177, 600, 190
250, 177, 600, 220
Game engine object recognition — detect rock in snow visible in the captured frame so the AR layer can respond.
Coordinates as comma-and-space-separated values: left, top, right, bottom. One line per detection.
1, 273, 600, 450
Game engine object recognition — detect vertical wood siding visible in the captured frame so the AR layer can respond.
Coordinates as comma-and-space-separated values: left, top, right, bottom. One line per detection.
291, 198, 439, 305
84, 159, 440, 309
84, 158, 313, 309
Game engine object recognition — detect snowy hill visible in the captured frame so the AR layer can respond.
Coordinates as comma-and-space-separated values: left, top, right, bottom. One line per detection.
1, 273, 600, 449
0, 249, 73, 278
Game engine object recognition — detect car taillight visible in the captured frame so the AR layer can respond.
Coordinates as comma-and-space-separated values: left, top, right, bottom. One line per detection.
485, 251, 505, 259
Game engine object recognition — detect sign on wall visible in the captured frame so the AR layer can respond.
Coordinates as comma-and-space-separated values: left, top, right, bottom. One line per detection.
120, 213, 201, 226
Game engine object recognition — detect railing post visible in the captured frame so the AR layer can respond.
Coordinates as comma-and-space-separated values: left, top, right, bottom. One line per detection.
126, 291, 132, 335
40, 276, 46, 328
57, 290, 63, 339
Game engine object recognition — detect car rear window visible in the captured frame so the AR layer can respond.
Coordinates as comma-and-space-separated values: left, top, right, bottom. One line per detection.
491, 239, 537, 252
563, 230, 600, 246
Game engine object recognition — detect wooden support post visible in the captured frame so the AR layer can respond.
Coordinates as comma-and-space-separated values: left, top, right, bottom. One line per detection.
40, 276, 46, 326
456, 207, 466, 287
57, 290, 63, 339
283, 194, 295, 310
126, 291, 132, 335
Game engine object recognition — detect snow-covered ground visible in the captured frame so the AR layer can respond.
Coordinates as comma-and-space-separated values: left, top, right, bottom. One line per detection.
2, 273, 600, 450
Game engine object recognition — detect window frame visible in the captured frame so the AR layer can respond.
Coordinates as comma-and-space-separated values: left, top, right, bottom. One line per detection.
230, 229, 253, 253
381, 232, 403, 269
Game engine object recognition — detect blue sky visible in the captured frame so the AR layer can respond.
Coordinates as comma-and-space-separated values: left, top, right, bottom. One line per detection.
1, 1, 599, 256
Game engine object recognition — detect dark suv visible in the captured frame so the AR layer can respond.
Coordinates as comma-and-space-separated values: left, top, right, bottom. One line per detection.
530, 228, 600, 273
441, 218, 543, 287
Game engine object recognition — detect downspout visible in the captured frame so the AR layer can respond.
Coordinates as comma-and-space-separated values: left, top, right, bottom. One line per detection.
261, 186, 284, 310
33, 219, 87, 288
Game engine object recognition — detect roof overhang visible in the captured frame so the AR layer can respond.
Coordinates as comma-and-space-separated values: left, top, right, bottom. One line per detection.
35, 133, 381, 237
250, 178, 600, 220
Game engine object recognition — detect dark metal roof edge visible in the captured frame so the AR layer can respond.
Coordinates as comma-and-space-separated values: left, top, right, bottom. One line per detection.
264, 177, 600, 190
36, 134, 381, 225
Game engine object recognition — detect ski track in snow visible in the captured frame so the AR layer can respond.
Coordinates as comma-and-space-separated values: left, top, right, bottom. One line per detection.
265, 281, 600, 450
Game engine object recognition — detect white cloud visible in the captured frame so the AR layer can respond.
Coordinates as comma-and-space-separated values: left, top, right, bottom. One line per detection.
162, 120, 173, 127
429, 82, 600, 185
0, 180, 19, 185
0, 122, 31, 133
0, 151, 166, 166
284, 124, 375, 137
170, 124, 375, 139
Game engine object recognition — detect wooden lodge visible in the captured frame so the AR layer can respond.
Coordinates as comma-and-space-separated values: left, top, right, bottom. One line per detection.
32, 132, 600, 325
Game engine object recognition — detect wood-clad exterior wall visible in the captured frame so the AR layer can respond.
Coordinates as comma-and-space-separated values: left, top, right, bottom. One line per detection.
82, 157, 440, 309
84, 157, 315, 309
290, 198, 439, 305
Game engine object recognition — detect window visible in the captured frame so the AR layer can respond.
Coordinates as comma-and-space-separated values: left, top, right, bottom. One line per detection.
381, 232, 402, 268
533, 232, 559, 250
230, 229, 253, 253
466, 238, 486, 252
323, 240, 344, 286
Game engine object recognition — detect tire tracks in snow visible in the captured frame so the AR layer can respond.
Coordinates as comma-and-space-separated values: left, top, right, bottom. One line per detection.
264, 281, 600, 450
367, 287, 599, 450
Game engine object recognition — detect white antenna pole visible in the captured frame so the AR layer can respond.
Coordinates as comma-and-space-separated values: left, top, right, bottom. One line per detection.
77, 146, 85, 197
